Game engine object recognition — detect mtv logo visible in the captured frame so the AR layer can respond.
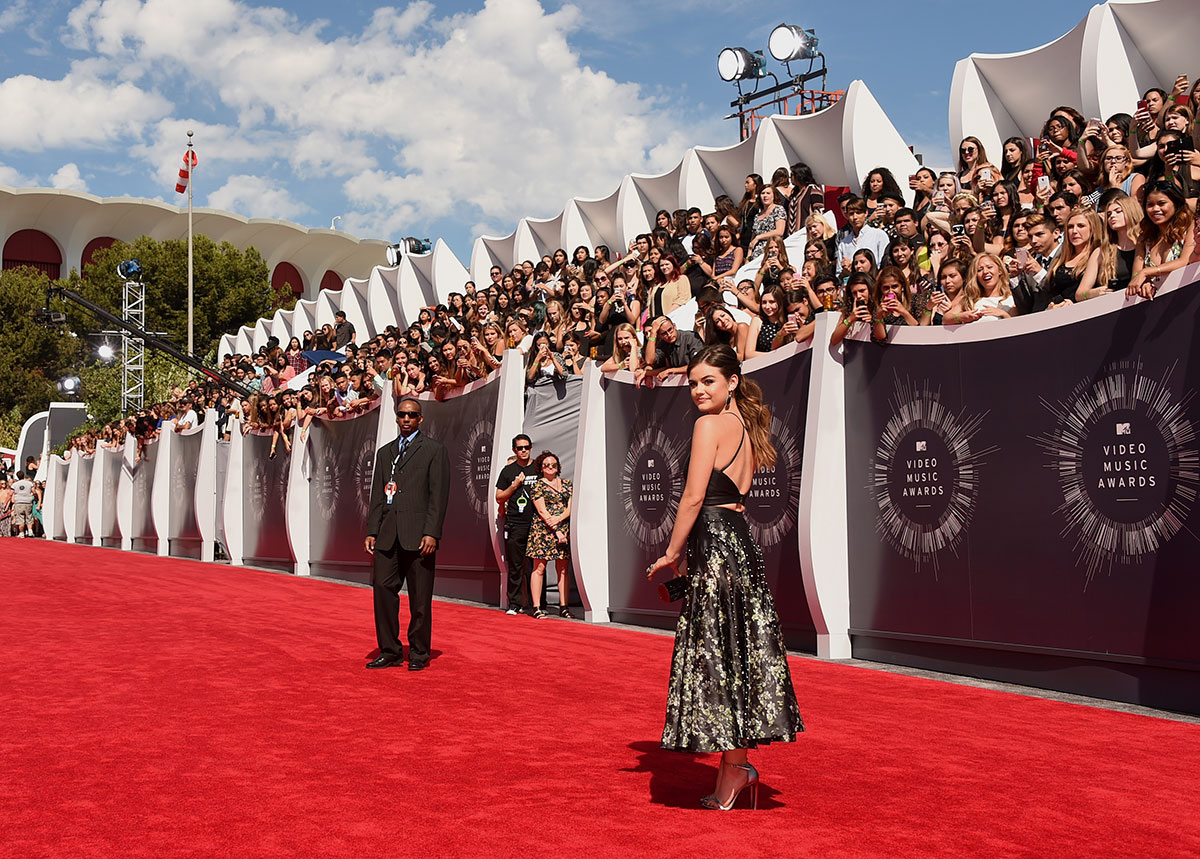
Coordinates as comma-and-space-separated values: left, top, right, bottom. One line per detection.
915, 441, 927, 452
647, 458, 655, 467
1116, 423, 1131, 436
480, 445, 487, 452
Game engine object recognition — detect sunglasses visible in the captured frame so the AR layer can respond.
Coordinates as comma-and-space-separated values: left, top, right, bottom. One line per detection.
514, 444, 531, 451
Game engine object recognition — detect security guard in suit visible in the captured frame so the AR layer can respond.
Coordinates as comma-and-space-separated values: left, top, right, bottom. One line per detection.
364, 397, 451, 671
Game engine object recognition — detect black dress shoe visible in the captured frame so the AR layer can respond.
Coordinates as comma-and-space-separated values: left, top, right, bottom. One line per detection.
366, 654, 402, 669
407, 658, 428, 672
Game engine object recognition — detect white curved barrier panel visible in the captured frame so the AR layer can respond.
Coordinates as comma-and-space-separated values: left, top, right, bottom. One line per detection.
88, 445, 122, 548
471, 232, 517, 287
514, 211, 566, 264
682, 135, 756, 210
43, 454, 69, 541
616, 160, 684, 247
397, 253, 437, 326
64, 452, 94, 544
367, 265, 404, 332
427, 239, 471, 304
562, 190, 621, 259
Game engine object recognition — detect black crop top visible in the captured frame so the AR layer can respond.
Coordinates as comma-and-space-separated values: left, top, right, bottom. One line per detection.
702, 417, 747, 506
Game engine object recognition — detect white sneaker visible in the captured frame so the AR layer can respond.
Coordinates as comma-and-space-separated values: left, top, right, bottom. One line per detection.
505, 607, 518, 615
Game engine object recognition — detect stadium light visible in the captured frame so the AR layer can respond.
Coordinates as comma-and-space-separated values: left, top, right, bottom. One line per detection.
385, 237, 433, 266
717, 47, 763, 82
57, 375, 81, 397
116, 259, 143, 281
98, 340, 116, 362
768, 24, 819, 63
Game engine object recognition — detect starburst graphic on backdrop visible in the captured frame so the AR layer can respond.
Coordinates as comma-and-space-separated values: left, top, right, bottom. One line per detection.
745, 409, 803, 549
458, 418, 494, 521
620, 422, 689, 550
350, 432, 376, 520
1032, 360, 1199, 585
870, 374, 995, 576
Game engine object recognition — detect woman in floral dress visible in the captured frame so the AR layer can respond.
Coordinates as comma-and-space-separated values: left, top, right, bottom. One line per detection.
527, 451, 575, 619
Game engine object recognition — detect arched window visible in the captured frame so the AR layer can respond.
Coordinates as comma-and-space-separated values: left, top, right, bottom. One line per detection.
81, 237, 118, 274
3, 229, 63, 279
320, 270, 343, 291
271, 262, 304, 297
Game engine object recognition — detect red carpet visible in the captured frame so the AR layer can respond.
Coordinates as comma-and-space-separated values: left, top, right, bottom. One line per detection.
1, 541, 1197, 857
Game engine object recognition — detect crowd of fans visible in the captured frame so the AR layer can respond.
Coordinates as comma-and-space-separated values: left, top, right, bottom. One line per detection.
0, 456, 44, 538
44, 72, 1200, 478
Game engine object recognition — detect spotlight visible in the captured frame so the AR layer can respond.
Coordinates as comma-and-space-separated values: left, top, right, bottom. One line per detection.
57, 375, 82, 397
768, 24, 819, 63
98, 341, 116, 362
117, 259, 143, 281
717, 47, 763, 82
385, 237, 433, 266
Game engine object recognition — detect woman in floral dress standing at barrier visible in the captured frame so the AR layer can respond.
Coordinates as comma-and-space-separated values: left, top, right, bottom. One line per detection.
527, 451, 575, 620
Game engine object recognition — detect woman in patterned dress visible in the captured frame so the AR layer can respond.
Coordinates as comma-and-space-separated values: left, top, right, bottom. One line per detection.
648, 344, 803, 810
527, 451, 575, 619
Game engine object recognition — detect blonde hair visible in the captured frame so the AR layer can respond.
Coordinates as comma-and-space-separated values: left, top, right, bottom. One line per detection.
1048, 207, 1105, 280
1098, 195, 1143, 285
804, 211, 835, 240
963, 253, 1010, 308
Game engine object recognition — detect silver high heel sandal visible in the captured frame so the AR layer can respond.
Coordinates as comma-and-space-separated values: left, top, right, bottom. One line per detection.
701, 762, 759, 810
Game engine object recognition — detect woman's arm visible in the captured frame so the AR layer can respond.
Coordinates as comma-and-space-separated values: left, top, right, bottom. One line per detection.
829, 311, 855, 347
532, 495, 557, 527
745, 316, 763, 358
1075, 248, 1106, 301
734, 321, 750, 362
650, 415, 721, 572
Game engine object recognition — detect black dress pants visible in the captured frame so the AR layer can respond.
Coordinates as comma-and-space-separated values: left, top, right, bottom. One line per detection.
504, 522, 531, 609
372, 543, 435, 661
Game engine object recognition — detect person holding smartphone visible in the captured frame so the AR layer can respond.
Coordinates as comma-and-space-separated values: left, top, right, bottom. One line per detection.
829, 273, 886, 346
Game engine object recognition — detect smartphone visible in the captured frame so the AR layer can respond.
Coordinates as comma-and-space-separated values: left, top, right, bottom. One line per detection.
1037, 175, 1051, 193
908, 174, 917, 184
449, 317, 463, 331
980, 168, 993, 182
420, 342, 433, 354
1137, 99, 1148, 112
1016, 247, 1029, 266
951, 224, 966, 238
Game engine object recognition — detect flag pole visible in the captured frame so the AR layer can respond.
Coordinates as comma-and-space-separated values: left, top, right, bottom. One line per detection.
186, 129, 195, 359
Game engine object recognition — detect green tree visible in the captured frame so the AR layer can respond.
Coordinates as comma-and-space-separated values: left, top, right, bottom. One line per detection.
0, 266, 82, 447
68, 234, 276, 361
0, 234, 280, 445
77, 353, 190, 427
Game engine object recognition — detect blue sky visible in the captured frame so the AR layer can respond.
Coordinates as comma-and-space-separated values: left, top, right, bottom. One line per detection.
0, 0, 1097, 263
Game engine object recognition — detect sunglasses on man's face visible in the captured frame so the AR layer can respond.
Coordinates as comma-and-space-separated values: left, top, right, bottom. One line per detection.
514, 444, 531, 451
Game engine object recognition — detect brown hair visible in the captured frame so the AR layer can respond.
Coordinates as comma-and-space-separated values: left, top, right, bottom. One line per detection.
687, 345, 776, 470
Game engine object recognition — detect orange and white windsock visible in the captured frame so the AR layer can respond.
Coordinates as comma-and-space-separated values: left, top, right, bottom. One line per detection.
175, 150, 198, 194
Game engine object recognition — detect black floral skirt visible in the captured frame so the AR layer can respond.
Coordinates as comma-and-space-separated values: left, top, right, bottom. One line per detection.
661, 506, 804, 752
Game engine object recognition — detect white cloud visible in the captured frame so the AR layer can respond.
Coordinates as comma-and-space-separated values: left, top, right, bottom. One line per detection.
60, 0, 722, 240
50, 162, 89, 191
0, 162, 32, 186
0, 71, 169, 150
206, 174, 313, 220
0, 0, 32, 34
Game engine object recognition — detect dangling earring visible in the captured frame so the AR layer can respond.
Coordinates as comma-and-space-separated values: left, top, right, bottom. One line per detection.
725, 392, 733, 410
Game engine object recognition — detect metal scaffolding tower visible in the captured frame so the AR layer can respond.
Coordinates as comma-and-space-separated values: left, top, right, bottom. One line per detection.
121, 277, 146, 413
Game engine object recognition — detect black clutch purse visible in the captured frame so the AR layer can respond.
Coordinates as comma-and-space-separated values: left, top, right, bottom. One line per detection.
658, 576, 689, 603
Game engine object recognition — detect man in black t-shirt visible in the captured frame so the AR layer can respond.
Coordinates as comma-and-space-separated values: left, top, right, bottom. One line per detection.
495, 434, 539, 615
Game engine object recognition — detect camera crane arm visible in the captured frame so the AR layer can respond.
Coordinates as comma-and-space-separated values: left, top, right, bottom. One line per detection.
44, 286, 254, 399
